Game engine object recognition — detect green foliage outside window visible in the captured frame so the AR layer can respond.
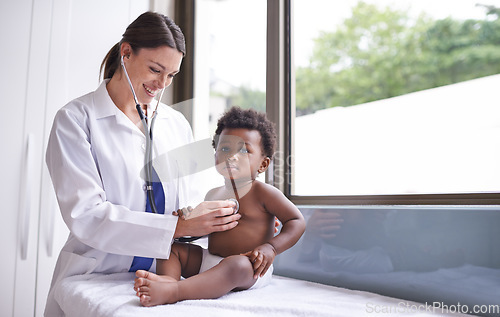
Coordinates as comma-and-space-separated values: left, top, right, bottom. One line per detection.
295, 2, 500, 116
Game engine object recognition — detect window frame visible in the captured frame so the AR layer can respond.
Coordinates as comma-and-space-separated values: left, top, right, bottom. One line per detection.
176, 0, 500, 205
266, 0, 500, 206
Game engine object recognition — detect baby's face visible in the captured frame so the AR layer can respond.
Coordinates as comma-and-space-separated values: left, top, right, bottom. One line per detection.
214, 128, 266, 181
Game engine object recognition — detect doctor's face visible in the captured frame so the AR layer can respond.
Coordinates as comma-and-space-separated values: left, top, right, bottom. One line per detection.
123, 45, 183, 105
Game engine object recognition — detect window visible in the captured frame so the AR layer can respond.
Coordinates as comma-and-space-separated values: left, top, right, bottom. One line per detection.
192, 0, 267, 141
286, 0, 500, 203
270, 2, 500, 311
183, 0, 267, 192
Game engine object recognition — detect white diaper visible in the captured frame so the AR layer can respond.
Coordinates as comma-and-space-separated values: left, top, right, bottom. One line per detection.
199, 248, 273, 290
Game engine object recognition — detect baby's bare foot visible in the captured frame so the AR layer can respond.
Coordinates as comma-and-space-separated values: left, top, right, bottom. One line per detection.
135, 270, 177, 283
134, 271, 179, 306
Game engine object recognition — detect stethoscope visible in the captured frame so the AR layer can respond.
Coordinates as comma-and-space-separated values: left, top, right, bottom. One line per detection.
120, 54, 165, 214
120, 55, 240, 217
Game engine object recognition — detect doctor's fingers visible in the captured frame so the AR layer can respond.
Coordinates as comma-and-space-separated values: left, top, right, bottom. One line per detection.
212, 206, 240, 218
199, 200, 237, 215
186, 201, 234, 219
210, 213, 240, 227
206, 214, 240, 233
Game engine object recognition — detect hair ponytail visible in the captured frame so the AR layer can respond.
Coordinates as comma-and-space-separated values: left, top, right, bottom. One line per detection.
100, 42, 121, 80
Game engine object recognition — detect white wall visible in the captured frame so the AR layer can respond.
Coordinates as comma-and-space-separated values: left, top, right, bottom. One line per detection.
0, 1, 150, 315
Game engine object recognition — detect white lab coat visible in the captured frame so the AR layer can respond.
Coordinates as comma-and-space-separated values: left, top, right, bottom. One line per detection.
44, 80, 202, 316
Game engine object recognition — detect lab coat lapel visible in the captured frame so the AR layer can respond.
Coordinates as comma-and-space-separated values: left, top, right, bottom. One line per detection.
93, 80, 117, 120
93, 80, 144, 135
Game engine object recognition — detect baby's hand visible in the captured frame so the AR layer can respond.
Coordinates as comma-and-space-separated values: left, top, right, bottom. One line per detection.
241, 243, 277, 279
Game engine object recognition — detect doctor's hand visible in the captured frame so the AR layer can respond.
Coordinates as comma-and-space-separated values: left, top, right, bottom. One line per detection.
173, 200, 240, 238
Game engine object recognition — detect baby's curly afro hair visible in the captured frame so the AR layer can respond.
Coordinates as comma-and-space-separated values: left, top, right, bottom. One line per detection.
212, 106, 277, 159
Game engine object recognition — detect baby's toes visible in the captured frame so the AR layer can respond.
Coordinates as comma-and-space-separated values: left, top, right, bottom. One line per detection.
134, 277, 149, 290
140, 294, 152, 307
136, 284, 148, 294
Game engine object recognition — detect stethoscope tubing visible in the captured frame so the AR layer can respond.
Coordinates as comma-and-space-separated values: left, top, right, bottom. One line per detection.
120, 54, 164, 214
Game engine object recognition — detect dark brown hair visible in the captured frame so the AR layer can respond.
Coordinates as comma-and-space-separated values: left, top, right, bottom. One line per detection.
100, 12, 186, 79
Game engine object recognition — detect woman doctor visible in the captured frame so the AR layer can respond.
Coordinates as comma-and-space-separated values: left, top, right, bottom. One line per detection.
44, 12, 241, 316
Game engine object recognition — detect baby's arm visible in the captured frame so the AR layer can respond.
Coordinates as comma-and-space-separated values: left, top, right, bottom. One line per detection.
243, 183, 306, 278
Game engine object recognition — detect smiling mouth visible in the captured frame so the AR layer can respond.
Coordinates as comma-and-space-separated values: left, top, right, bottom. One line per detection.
143, 84, 158, 97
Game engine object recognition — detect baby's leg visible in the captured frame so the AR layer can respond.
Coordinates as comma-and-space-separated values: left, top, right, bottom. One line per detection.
156, 242, 203, 279
181, 254, 258, 294
135, 254, 256, 306
135, 243, 202, 306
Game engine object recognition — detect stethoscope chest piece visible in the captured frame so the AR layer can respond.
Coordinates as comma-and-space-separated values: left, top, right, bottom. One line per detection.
228, 198, 239, 214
